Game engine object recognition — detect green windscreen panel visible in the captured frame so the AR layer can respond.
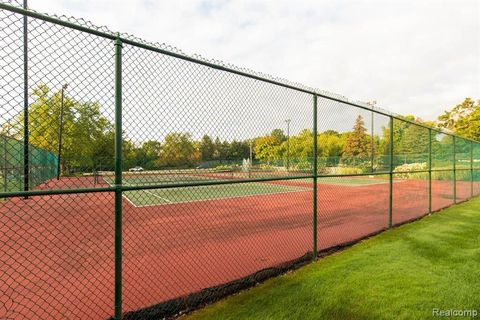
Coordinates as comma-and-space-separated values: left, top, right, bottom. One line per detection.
1, 134, 58, 192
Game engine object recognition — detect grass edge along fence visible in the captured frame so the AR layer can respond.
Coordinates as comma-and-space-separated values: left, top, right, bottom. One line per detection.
1, 2, 479, 320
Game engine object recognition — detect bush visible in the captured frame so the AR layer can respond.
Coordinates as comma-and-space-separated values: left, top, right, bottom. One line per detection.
337, 167, 365, 175
393, 162, 427, 179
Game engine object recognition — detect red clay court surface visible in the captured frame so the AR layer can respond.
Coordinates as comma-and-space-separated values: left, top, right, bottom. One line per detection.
1, 176, 478, 319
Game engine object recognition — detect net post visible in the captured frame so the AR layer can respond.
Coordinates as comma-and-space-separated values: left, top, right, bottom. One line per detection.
312, 94, 318, 259
453, 136, 456, 203
388, 116, 393, 228
428, 128, 432, 214
114, 35, 123, 320
23, 0, 29, 197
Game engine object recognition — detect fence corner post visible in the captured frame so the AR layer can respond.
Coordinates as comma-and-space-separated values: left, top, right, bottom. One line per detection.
388, 117, 393, 228
114, 34, 123, 320
312, 94, 318, 259
428, 128, 432, 214
471, 140, 474, 198
453, 136, 456, 204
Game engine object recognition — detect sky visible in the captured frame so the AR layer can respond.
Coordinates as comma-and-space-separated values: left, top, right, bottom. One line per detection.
23, 0, 480, 122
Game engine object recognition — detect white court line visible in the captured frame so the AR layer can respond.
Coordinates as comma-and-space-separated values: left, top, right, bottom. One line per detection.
102, 179, 140, 207
104, 177, 310, 208
122, 193, 139, 208
130, 188, 310, 208
140, 189, 173, 203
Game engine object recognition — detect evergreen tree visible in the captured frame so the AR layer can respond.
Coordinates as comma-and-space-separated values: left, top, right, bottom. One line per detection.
342, 115, 370, 158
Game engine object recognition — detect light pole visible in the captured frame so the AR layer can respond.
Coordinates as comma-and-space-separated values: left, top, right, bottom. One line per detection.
285, 119, 291, 171
57, 83, 68, 179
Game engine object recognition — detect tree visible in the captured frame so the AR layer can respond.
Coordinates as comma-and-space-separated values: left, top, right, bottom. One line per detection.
270, 129, 287, 144
212, 137, 229, 161
229, 140, 249, 160
438, 98, 480, 140
200, 135, 215, 162
318, 131, 344, 165
157, 132, 200, 168
399, 123, 430, 159
342, 115, 370, 161
254, 136, 280, 163
139, 140, 162, 169
279, 129, 313, 165
6, 84, 115, 173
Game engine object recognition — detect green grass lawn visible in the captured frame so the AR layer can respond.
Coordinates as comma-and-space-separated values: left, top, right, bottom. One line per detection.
185, 197, 480, 320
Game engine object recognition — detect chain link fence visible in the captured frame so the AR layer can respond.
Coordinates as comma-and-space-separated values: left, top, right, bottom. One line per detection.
1, 2, 479, 319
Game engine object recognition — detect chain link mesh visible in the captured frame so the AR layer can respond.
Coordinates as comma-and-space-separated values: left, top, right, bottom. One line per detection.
1, 2, 479, 319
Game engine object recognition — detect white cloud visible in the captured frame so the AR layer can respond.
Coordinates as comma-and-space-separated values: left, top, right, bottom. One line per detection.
23, 0, 480, 121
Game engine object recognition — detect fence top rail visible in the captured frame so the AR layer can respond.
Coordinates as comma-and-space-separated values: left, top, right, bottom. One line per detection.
0, 1, 478, 144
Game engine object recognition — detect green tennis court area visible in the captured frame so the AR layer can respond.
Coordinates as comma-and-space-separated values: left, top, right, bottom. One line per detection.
123, 183, 310, 207
101, 171, 391, 207
316, 176, 391, 186
294, 176, 391, 186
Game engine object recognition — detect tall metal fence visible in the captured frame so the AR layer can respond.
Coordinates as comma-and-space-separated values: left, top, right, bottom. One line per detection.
1, 2, 479, 319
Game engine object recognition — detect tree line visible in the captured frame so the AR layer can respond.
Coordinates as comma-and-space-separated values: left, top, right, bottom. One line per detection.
1, 85, 477, 174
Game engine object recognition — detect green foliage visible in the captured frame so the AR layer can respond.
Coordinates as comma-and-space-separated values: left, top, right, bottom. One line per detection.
270, 129, 287, 144
318, 131, 344, 166
9, 87, 475, 174
280, 129, 313, 163
342, 115, 370, 157
5, 84, 115, 173
341, 115, 370, 164
336, 167, 365, 175
398, 123, 429, 156
200, 135, 215, 161
254, 136, 280, 163
156, 132, 200, 168
438, 98, 480, 140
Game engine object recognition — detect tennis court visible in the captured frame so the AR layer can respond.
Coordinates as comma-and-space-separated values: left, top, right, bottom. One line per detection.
124, 183, 310, 207
99, 171, 394, 207
101, 171, 307, 206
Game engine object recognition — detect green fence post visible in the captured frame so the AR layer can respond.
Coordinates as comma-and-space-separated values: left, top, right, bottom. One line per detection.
453, 136, 456, 203
371, 109, 374, 172
114, 35, 123, 320
389, 117, 393, 228
428, 128, 432, 214
3, 135, 7, 192
312, 94, 318, 259
23, 0, 29, 196
471, 140, 474, 198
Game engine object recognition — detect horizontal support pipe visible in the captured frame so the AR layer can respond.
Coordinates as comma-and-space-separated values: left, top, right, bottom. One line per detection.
0, 186, 115, 198
3, 167, 476, 199
0, 3, 479, 145
120, 175, 313, 191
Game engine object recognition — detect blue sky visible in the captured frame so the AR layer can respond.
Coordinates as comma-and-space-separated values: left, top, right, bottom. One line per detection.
9, 0, 480, 124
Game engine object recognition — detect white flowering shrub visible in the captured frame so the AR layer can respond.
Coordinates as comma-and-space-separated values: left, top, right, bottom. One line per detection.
394, 162, 428, 179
